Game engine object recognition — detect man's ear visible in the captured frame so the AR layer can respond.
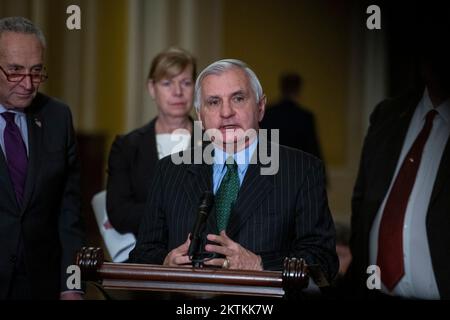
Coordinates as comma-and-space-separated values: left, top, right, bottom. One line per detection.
258, 94, 267, 122
147, 79, 155, 99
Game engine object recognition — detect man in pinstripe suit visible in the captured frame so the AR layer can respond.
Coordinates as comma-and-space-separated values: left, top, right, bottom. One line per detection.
130, 59, 338, 282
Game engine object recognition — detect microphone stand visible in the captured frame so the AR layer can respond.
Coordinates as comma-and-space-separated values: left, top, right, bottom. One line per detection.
188, 191, 214, 268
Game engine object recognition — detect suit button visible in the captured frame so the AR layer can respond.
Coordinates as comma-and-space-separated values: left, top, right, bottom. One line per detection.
10, 255, 17, 263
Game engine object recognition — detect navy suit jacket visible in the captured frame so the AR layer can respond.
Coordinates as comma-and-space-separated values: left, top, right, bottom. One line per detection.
0, 93, 85, 299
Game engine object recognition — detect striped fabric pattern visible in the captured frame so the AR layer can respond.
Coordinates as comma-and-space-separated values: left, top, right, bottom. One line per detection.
131, 143, 338, 281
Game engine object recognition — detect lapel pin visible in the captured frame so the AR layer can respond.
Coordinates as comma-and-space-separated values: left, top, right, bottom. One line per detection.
34, 118, 42, 128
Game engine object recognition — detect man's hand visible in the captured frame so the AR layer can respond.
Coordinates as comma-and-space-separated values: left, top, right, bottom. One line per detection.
163, 235, 192, 267
204, 231, 263, 271
60, 291, 83, 300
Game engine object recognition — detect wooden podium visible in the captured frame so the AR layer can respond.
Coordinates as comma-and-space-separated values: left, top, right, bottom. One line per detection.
76, 247, 310, 299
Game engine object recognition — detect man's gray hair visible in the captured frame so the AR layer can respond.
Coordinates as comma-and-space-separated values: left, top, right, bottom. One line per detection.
194, 59, 264, 112
0, 16, 46, 48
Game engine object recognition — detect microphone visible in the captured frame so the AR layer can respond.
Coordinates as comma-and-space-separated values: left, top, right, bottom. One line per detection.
188, 191, 214, 267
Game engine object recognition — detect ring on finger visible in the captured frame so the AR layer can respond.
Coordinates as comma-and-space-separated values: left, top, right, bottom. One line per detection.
222, 257, 230, 269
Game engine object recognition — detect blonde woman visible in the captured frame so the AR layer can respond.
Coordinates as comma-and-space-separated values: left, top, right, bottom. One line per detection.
106, 48, 197, 236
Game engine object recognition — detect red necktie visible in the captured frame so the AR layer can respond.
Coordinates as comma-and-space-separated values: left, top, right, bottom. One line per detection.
377, 109, 437, 291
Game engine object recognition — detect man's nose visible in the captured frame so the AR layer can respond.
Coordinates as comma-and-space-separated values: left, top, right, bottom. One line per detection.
21, 75, 34, 90
220, 100, 235, 118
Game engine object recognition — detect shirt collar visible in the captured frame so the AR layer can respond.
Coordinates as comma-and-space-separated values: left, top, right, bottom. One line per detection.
0, 104, 26, 117
213, 138, 258, 174
421, 87, 450, 124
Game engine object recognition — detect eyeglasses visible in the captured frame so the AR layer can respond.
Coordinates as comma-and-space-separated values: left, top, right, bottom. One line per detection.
0, 65, 48, 84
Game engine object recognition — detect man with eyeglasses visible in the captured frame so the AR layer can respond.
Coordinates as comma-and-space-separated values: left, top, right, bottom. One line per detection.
0, 17, 85, 300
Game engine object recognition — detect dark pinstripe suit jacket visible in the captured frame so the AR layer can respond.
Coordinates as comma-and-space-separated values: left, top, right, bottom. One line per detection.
130, 143, 338, 281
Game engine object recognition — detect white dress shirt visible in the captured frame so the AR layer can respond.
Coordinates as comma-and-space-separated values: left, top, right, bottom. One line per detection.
156, 132, 191, 160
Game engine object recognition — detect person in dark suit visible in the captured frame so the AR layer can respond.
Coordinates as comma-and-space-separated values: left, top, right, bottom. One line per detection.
130, 59, 338, 282
348, 10, 450, 299
106, 48, 197, 236
260, 72, 324, 161
0, 17, 84, 300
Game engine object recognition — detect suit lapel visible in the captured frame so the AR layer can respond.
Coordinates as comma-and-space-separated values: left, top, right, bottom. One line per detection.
0, 146, 18, 209
184, 160, 214, 227
430, 138, 450, 206
183, 143, 276, 237
226, 143, 275, 239
185, 163, 212, 204
21, 109, 43, 214
139, 119, 158, 172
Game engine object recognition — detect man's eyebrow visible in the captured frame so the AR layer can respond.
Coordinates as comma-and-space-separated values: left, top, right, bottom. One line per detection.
6, 63, 24, 69
231, 90, 246, 96
6, 63, 43, 69
205, 95, 221, 100
205, 90, 247, 100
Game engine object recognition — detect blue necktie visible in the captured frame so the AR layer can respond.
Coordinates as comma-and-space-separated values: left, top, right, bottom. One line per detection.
2, 112, 28, 205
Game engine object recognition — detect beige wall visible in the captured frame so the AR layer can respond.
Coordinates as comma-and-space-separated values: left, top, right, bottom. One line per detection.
222, 0, 371, 223
223, 0, 353, 167
1, 0, 386, 223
